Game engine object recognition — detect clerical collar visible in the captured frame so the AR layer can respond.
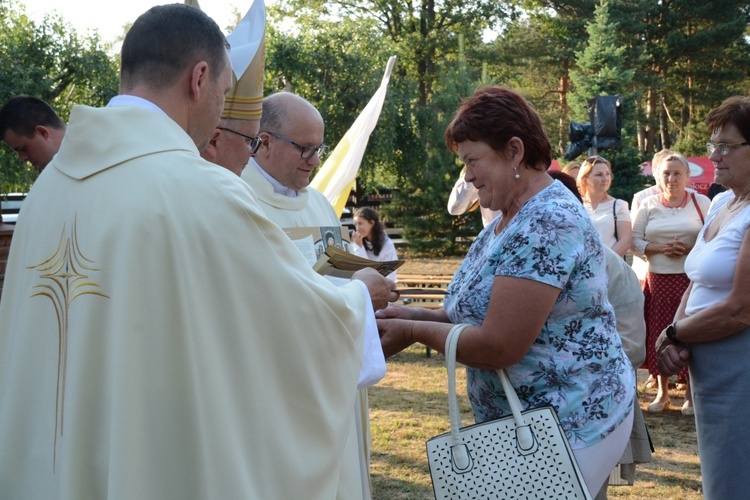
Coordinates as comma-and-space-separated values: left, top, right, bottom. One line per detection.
106, 95, 167, 116
252, 160, 298, 198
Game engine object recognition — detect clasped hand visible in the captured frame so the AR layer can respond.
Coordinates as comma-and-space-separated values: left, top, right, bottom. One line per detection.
655, 329, 691, 376
662, 238, 690, 258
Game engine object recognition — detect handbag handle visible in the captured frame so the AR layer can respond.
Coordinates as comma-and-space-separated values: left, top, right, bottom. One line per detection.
445, 324, 538, 463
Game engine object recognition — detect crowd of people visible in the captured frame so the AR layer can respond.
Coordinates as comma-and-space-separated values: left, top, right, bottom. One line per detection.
0, 2, 746, 499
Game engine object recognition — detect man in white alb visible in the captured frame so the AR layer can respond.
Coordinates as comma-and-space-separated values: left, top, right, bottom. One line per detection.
240, 91, 384, 500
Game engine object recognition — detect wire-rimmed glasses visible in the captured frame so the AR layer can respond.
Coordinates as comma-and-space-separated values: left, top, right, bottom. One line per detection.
706, 142, 750, 156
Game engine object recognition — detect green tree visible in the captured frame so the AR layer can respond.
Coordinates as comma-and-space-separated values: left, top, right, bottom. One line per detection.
269, 0, 507, 255
385, 34, 485, 255
568, 0, 645, 202
609, 0, 750, 156
264, 11, 419, 193
569, 0, 634, 120
0, 0, 119, 194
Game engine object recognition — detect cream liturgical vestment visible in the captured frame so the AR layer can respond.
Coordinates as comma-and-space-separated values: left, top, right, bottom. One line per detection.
242, 161, 378, 500
0, 105, 369, 499
242, 159, 339, 227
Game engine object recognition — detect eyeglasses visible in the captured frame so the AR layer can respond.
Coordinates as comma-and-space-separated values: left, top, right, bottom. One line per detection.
262, 131, 328, 160
706, 142, 750, 156
217, 127, 262, 154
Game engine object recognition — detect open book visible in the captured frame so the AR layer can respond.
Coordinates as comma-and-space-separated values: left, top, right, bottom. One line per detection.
313, 245, 404, 279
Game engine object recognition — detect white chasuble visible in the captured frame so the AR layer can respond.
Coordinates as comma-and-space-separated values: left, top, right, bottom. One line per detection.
242, 162, 378, 500
0, 105, 367, 499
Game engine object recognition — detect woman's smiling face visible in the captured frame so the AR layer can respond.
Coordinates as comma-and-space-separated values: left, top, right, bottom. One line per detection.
458, 139, 513, 212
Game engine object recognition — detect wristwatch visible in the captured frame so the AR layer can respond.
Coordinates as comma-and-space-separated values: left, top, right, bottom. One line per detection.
666, 322, 684, 346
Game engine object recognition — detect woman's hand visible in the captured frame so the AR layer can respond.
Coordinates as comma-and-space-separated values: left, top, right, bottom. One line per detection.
375, 303, 415, 320
351, 232, 364, 246
377, 318, 416, 358
377, 303, 452, 323
656, 327, 691, 376
657, 342, 691, 376
663, 238, 690, 258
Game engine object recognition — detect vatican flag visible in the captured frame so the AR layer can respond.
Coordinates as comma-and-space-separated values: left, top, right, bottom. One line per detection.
310, 56, 397, 216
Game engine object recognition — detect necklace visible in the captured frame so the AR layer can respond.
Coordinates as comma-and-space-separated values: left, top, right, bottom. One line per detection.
659, 192, 688, 215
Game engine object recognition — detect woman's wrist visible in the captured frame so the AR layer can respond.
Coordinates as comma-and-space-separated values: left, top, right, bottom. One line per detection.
666, 322, 685, 346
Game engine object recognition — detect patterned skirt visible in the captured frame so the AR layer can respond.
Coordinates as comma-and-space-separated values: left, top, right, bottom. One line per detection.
642, 272, 690, 378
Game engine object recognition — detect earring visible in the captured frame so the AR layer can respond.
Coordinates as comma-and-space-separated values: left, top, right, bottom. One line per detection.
514, 166, 520, 179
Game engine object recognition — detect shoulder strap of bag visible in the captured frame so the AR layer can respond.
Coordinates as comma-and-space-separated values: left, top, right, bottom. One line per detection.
445, 324, 471, 436
691, 192, 705, 224
445, 324, 536, 454
613, 199, 619, 241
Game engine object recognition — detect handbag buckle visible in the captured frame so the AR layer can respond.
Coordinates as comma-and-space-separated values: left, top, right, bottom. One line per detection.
450, 443, 474, 473
515, 424, 539, 455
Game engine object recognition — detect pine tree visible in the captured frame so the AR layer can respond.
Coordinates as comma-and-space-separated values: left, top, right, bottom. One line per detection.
568, 0, 634, 121
569, 0, 644, 203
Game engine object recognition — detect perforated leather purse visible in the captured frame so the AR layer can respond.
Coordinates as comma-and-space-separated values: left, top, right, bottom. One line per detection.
425, 324, 592, 500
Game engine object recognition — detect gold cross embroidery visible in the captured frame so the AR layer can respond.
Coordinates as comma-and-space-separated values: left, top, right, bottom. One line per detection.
28, 216, 109, 471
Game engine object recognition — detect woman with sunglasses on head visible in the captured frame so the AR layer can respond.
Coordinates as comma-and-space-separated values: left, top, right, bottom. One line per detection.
631, 152, 710, 416
577, 156, 632, 257
657, 96, 750, 499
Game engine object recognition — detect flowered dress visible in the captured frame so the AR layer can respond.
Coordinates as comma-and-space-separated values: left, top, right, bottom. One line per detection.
444, 181, 635, 448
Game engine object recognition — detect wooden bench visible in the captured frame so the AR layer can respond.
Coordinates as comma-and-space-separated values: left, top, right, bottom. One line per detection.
397, 273, 452, 307
396, 273, 454, 356
398, 273, 453, 286
386, 226, 408, 247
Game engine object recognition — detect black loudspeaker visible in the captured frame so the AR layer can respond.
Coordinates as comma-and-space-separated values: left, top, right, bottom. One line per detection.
587, 95, 622, 150
564, 121, 593, 161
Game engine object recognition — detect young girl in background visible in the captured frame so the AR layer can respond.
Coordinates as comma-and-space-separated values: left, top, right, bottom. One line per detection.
352, 207, 398, 282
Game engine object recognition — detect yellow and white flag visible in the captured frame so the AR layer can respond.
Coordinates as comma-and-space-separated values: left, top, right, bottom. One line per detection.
311, 56, 397, 216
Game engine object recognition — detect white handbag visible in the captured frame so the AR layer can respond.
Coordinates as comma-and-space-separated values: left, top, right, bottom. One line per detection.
425, 324, 592, 499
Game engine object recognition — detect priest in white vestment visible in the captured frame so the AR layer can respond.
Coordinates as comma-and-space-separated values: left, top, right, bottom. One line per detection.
0, 5, 396, 499
240, 91, 384, 500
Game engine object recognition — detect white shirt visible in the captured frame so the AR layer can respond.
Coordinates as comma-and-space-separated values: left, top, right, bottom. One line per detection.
107, 94, 166, 114
631, 185, 660, 216
252, 159, 298, 197
685, 190, 750, 316
605, 246, 646, 367
352, 235, 399, 282
584, 198, 631, 248
632, 192, 710, 274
